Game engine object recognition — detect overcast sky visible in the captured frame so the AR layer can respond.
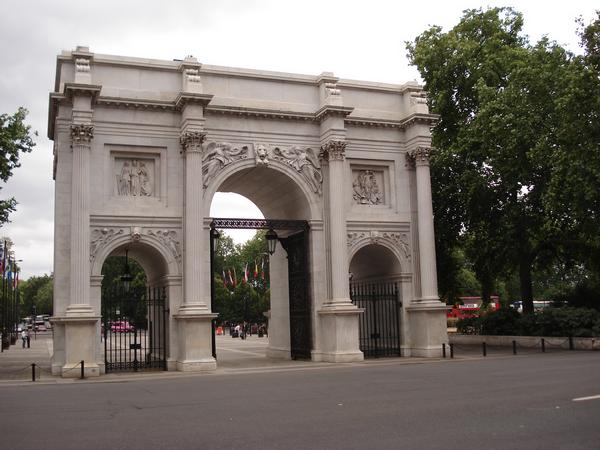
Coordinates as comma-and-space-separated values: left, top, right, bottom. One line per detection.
0, 0, 596, 279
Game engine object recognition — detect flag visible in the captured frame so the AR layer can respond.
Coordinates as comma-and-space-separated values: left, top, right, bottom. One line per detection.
232, 267, 237, 288
14, 270, 18, 289
261, 258, 265, 280
228, 269, 233, 287
243, 262, 248, 284
6, 259, 12, 283
222, 270, 227, 287
254, 260, 258, 279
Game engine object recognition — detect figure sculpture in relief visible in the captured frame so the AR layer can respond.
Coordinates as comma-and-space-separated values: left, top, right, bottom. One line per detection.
353, 170, 382, 205
202, 142, 247, 187
138, 162, 152, 196
118, 162, 132, 196
274, 146, 322, 194
130, 160, 140, 196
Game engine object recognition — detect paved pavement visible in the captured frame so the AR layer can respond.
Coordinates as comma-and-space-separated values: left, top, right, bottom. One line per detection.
0, 331, 53, 381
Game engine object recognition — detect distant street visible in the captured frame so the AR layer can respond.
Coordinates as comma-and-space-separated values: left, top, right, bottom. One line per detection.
0, 348, 599, 449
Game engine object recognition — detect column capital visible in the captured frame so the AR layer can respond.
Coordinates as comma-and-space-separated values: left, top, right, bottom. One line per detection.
70, 123, 94, 145
408, 146, 433, 166
180, 131, 206, 153
319, 140, 347, 161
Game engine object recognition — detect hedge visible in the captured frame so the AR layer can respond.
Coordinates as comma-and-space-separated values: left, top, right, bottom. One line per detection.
456, 307, 600, 337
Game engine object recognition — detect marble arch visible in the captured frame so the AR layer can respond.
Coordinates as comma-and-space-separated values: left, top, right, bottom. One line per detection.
48, 46, 448, 377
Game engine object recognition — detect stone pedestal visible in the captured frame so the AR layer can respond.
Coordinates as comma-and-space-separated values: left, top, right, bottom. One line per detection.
406, 303, 447, 357
315, 307, 364, 362
59, 316, 101, 377
174, 313, 218, 371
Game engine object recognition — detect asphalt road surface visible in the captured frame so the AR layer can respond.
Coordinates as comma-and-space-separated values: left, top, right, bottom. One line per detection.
1, 352, 599, 449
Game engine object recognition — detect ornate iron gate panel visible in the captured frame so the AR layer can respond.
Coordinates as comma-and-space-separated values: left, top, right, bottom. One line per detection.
102, 286, 168, 372
281, 231, 312, 360
350, 281, 401, 358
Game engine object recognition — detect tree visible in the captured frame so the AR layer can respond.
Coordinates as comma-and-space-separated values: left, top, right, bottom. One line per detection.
19, 274, 53, 316
407, 7, 578, 313
0, 107, 36, 225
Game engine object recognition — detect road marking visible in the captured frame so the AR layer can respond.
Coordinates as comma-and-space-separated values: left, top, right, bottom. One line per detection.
572, 394, 600, 402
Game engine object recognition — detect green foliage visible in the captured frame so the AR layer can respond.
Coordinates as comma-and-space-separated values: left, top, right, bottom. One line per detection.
19, 274, 53, 316
0, 107, 36, 224
407, 8, 600, 313
459, 307, 600, 337
213, 231, 270, 324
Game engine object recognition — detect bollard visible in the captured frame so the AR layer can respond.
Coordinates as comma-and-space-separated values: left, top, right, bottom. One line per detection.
512, 340, 517, 355
541, 338, 546, 353
450, 343, 454, 359
442, 343, 446, 358
482, 342, 487, 357
31, 363, 36, 382
80, 360, 85, 379
569, 336, 574, 351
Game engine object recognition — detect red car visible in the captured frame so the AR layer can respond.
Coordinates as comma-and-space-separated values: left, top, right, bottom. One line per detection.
110, 321, 135, 333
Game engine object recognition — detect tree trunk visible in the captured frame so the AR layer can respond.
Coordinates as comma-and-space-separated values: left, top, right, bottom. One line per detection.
519, 257, 534, 314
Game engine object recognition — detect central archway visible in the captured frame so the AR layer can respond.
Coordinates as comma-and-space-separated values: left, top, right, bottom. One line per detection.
205, 160, 322, 363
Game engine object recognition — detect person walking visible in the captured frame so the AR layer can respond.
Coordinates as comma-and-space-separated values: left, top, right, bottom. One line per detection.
26, 329, 31, 348
21, 330, 27, 348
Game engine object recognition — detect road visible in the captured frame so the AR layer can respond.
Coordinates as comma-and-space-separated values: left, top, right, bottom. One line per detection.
1, 351, 599, 449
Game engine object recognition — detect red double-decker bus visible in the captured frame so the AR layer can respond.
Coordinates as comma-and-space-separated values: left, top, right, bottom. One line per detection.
447, 296, 500, 319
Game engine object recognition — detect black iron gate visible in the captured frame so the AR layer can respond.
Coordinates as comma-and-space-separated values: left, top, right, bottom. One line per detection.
102, 285, 168, 372
350, 281, 401, 358
281, 230, 312, 360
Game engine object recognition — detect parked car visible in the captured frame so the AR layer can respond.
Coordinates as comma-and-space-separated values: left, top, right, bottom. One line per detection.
110, 321, 135, 333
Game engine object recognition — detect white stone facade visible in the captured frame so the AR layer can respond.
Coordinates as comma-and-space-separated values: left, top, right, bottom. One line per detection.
48, 46, 448, 377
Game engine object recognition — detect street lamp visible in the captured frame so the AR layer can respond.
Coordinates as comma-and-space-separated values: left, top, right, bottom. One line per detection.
209, 226, 220, 358
265, 228, 278, 255
121, 249, 133, 292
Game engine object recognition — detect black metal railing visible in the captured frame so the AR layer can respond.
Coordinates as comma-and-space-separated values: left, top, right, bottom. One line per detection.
350, 281, 401, 358
102, 286, 168, 373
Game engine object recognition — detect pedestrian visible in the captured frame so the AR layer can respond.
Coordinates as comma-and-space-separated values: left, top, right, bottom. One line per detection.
26, 329, 31, 348
21, 330, 27, 348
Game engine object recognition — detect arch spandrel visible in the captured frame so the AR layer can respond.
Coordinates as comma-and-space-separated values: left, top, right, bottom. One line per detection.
90, 228, 181, 280
347, 230, 412, 274
202, 142, 322, 221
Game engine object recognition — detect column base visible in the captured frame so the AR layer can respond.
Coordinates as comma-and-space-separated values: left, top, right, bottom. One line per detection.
174, 311, 217, 373
266, 346, 291, 360
52, 313, 101, 378
317, 301, 364, 363
406, 302, 447, 357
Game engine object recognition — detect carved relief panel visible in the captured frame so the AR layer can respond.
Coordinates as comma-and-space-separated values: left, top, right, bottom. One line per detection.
115, 158, 155, 197
350, 164, 389, 207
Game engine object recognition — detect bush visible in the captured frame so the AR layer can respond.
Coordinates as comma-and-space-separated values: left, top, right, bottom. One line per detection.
460, 307, 600, 337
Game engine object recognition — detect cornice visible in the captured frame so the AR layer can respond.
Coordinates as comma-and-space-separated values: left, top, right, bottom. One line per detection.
398, 113, 438, 130
97, 96, 175, 111
63, 82, 102, 100
174, 92, 214, 110
205, 105, 315, 121
314, 105, 354, 122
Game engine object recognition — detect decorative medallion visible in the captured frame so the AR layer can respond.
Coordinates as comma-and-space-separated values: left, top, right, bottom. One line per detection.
147, 229, 182, 261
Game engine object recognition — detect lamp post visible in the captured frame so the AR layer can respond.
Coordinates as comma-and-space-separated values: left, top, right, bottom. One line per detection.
265, 228, 278, 255
121, 249, 133, 293
210, 225, 220, 358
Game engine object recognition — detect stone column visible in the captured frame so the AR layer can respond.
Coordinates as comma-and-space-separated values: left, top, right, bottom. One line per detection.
405, 146, 447, 357
316, 140, 363, 362
320, 140, 352, 305
66, 124, 94, 316
175, 131, 217, 372
411, 146, 438, 302
179, 131, 209, 313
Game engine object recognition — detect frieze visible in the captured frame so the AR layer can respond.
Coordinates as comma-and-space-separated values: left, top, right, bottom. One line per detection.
90, 228, 125, 262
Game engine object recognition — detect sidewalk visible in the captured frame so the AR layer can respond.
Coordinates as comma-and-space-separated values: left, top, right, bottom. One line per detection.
0, 331, 53, 381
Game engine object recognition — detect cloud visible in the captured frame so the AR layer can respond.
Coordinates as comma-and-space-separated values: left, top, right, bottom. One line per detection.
0, 0, 596, 279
